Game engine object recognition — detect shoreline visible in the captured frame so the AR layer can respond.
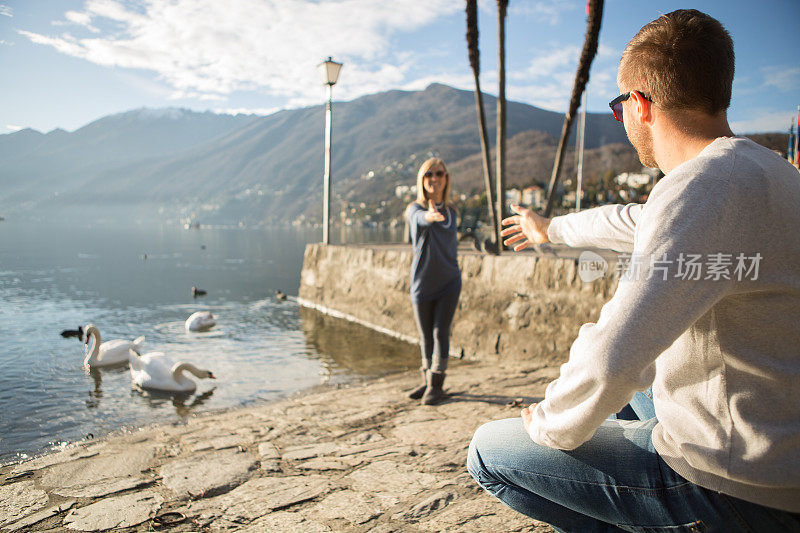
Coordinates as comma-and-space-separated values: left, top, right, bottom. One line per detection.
0, 360, 559, 532
0, 353, 417, 470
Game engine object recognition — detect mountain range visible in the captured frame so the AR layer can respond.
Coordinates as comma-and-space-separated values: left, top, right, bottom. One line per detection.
0, 84, 785, 225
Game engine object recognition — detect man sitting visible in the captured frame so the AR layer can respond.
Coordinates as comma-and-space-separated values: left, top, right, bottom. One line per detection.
468, 9, 800, 532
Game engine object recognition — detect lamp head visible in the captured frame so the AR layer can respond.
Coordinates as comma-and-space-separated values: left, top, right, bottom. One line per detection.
317, 57, 343, 86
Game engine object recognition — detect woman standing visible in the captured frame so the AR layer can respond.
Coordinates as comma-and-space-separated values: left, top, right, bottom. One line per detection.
405, 158, 461, 405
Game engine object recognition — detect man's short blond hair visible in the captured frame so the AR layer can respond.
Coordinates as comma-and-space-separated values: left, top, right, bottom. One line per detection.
618, 9, 734, 115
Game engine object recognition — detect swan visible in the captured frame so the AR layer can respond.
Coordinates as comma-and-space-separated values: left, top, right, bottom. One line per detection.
128, 348, 215, 393
83, 324, 145, 367
185, 311, 216, 332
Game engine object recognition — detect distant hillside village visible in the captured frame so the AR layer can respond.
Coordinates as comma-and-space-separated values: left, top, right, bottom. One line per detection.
291, 129, 788, 233
293, 147, 661, 233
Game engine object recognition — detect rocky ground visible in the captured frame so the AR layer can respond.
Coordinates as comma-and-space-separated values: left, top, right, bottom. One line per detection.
0, 361, 560, 532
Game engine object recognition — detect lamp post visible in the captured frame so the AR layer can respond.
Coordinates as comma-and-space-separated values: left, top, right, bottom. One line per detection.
317, 57, 343, 244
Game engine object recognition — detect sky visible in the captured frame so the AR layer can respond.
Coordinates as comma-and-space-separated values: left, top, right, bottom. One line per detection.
1, 0, 798, 135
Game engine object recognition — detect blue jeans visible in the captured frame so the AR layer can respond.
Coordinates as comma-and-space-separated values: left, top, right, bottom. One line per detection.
467, 391, 800, 532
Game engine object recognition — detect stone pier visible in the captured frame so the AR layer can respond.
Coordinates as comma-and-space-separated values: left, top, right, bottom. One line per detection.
298, 243, 620, 363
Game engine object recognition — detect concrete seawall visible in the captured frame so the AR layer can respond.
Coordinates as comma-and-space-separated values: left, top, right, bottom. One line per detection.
298, 243, 620, 363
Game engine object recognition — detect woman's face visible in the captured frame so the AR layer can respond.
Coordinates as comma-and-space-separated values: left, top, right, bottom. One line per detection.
422, 164, 447, 200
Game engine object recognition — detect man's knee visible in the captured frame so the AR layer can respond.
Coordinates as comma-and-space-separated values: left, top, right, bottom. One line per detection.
467, 420, 506, 489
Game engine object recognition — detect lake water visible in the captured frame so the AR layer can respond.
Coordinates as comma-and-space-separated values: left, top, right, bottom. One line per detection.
0, 217, 416, 464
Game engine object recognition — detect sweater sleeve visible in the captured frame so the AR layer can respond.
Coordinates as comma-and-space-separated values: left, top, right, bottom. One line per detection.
407, 203, 432, 231
547, 203, 643, 252
527, 171, 735, 450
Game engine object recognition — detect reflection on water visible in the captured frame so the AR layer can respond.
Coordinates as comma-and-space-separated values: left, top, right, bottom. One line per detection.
0, 217, 408, 464
130, 387, 216, 418
300, 307, 420, 380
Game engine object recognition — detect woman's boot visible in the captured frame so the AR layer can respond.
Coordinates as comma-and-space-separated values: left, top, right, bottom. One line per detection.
408, 367, 427, 399
421, 371, 446, 405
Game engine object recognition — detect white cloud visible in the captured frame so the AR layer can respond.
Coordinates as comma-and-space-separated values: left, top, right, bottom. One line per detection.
0, 5, 12, 17
507, 44, 618, 111
53, 10, 101, 32
507, 82, 571, 112
112, 70, 174, 98
65, 10, 92, 26
517, 44, 580, 79
761, 66, 800, 93
509, 1, 578, 26
19, 0, 463, 105
730, 109, 797, 133
6, 124, 22, 131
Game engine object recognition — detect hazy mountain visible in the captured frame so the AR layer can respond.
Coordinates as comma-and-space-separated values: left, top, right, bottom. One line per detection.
4, 83, 783, 225
0, 108, 258, 210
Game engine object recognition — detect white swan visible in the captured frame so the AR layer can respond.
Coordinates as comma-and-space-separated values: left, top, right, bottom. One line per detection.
185, 311, 216, 332
83, 324, 145, 367
128, 348, 215, 393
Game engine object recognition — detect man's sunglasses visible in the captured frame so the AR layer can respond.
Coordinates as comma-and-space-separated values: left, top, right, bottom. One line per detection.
424, 170, 446, 178
608, 91, 652, 123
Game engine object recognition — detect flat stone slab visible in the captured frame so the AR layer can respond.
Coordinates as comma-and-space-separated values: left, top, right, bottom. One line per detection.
63, 491, 163, 531
1, 500, 76, 531
191, 475, 330, 523
393, 490, 459, 521
0, 480, 49, 526
237, 510, 330, 532
417, 498, 549, 532
53, 476, 154, 498
347, 460, 438, 505
296, 458, 348, 471
38, 445, 156, 490
281, 442, 338, 461
161, 448, 256, 499
13, 446, 101, 473
311, 490, 382, 525
188, 434, 249, 452
257, 441, 280, 460
392, 418, 474, 447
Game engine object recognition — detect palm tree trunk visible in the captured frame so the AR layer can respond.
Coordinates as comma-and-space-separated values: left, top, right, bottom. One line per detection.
466, 0, 499, 250
543, 0, 604, 217
496, 0, 508, 253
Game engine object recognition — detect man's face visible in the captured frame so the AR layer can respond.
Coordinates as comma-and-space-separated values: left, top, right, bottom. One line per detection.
625, 109, 657, 168
619, 80, 658, 168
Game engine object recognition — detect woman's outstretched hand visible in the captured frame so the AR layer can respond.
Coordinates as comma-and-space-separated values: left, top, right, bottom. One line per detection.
501, 204, 551, 251
424, 199, 445, 223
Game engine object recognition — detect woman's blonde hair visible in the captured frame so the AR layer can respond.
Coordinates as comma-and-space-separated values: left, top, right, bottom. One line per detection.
413, 157, 452, 207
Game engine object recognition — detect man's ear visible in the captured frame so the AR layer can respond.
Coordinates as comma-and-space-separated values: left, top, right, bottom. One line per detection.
630, 90, 653, 124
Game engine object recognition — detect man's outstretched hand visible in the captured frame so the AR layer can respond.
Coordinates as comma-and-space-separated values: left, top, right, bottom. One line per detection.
501, 204, 551, 251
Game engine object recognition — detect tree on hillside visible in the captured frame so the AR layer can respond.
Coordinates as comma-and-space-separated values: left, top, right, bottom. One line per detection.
466, 0, 499, 252
544, 0, 605, 217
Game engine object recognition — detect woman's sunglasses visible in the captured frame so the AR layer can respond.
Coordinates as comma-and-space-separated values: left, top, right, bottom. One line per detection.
424, 170, 446, 178
608, 91, 652, 123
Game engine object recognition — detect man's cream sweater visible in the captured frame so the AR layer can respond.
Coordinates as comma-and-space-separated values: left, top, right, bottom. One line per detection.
529, 137, 800, 512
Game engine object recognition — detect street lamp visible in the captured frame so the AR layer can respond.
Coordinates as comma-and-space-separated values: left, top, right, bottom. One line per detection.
317, 56, 343, 245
